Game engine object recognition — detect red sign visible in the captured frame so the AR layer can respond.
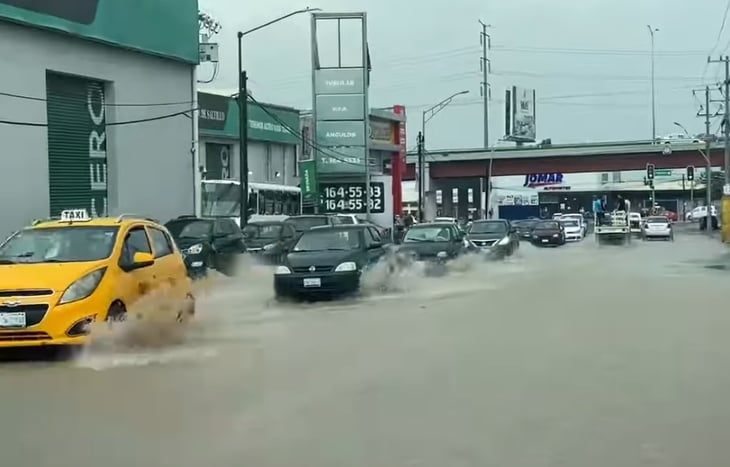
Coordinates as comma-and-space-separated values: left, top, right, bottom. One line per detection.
392, 105, 407, 216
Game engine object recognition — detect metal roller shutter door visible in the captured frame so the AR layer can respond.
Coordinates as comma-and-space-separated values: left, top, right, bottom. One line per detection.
46, 72, 108, 217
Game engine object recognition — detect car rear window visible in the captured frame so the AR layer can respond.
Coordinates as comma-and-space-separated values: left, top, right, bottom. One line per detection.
285, 217, 330, 232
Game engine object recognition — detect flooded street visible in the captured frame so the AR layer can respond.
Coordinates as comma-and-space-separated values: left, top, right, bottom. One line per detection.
1, 227, 729, 467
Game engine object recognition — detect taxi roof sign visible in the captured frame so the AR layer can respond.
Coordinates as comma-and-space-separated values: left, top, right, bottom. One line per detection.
60, 209, 91, 222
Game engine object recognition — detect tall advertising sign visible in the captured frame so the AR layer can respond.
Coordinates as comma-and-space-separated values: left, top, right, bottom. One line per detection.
505, 86, 536, 143
311, 12, 369, 176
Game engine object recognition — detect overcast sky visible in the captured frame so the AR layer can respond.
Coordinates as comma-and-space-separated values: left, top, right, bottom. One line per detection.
198, 0, 727, 150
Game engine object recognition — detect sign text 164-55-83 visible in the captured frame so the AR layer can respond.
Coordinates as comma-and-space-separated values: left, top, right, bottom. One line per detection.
320, 182, 384, 214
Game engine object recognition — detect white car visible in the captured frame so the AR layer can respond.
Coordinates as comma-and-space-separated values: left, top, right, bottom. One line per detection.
560, 218, 584, 241
642, 216, 673, 241
686, 205, 717, 221
560, 213, 586, 236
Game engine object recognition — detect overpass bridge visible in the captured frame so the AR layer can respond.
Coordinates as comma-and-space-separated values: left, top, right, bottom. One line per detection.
403, 140, 724, 180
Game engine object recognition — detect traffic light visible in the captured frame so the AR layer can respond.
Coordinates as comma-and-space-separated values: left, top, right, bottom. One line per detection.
686, 165, 695, 181
646, 163, 655, 180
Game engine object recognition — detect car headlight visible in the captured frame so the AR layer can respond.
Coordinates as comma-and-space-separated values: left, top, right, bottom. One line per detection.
552, 233, 559, 238
334, 261, 357, 272
59, 268, 106, 305
275, 266, 291, 275
263, 243, 277, 251
436, 251, 448, 258
497, 236, 510, 246
185, 243, 203, 255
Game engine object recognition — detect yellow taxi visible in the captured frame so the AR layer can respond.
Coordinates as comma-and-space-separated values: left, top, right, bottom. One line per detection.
0, 209, 195, 348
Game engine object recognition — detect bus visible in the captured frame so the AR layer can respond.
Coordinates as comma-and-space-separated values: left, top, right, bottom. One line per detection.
201, 180, 301, 225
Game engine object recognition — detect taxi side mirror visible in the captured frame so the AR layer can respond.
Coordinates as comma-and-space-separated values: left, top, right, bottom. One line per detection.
131, 252, 155, 269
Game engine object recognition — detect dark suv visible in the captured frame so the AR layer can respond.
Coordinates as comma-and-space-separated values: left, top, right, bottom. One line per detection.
165, 216, 246, 277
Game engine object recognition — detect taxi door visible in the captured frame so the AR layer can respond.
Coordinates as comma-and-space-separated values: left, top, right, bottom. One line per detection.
114, 225, 157, 307
146, 225, 187, 294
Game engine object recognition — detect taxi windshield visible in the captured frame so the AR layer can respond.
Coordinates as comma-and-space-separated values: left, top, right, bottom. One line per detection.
404, 226, 452, 242
0, 226, 119, 264
293, 229, 360, 252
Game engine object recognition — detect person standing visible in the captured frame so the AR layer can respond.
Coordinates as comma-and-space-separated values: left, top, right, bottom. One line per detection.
592, 196, 603, 225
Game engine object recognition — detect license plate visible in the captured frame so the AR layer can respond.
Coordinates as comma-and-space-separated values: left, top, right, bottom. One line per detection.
541, 239, 549, 243
303, 278, 321, 288
0, 312, 26, 327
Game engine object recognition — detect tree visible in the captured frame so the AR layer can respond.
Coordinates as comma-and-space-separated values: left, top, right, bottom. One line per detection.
698, 170, 726, 200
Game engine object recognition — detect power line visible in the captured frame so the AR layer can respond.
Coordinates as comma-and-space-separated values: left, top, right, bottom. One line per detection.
0, 90, 194, 107
246, 94, 369, 167
490, 45, 705, 56
0, 108, 196, 127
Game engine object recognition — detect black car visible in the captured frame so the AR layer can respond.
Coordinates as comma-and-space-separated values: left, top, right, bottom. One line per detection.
165, 216, 246, 277
465, 220, 520, 258
512, 219, 539, 239
243, 221, 297, 264
397, 222, 469, 269
274, 224, 387, 300
530, 220, 566, 246
284, 215, 343, 235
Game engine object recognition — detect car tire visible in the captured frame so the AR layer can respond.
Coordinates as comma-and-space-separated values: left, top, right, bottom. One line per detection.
106, 301, 127, 323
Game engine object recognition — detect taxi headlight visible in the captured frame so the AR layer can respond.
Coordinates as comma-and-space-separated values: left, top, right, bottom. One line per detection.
59, 268, 106, 305
334, 261, 357, 272
497, 236, 510, 246
275, 266, 291, 275
436, 251, 448, 258
185, 243, 203, 255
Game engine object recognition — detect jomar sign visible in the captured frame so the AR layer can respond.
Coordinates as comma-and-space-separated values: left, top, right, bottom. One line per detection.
523, 172, 564, 187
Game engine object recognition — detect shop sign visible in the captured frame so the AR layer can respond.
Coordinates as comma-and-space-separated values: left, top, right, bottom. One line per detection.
523, 172, 564, 188
369, 119, 394, 144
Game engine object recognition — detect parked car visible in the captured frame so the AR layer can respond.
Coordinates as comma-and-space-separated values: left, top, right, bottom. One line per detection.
274, 224, 387, 300
243, 221, 298, 264
164, 215, 246, 277
686, 205, 717, 222
465, 220, 520, 259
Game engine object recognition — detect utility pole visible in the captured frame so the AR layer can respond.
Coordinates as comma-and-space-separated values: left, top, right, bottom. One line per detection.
417, 131, 424, 222
699, 85, 713, 232
647, 25, 658, 143
479, 20, 491, 148
708, 56, 730, 184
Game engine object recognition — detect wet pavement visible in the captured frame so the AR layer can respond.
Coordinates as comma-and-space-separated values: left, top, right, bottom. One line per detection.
1, 228, 729, 467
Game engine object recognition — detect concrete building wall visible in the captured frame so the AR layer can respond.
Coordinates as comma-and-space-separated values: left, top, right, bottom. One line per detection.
0, 21, 194, 236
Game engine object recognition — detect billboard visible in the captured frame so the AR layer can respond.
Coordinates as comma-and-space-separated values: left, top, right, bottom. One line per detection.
0, 0, 198, 63
311, 13, 369, 175
505, 86, 536, 143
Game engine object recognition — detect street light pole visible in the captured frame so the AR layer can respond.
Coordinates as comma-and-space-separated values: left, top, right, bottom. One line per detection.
236, 7, 320, 227
647, 25, 659, 144
417, 90, 470, 220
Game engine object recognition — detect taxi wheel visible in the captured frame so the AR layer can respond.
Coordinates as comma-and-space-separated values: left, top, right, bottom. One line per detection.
106, 301, 127, 323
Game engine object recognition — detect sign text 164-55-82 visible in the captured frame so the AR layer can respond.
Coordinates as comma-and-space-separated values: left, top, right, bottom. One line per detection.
321, 182, 384, 214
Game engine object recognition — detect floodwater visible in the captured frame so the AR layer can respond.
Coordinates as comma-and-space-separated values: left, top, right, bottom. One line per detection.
1, 225, 729, 467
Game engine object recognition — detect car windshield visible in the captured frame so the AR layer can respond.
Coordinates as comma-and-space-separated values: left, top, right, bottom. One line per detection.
243, 223, 282, 239
286, 217, 329, 232
469, 222, 507, 234
404, 226, 452, 242
536, 221, 559, 230
293, 229, 360, 251
165, 220, 213, 239
561, 220, 579, 227
647, 217, 669, 224
0, 226, 119, 264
